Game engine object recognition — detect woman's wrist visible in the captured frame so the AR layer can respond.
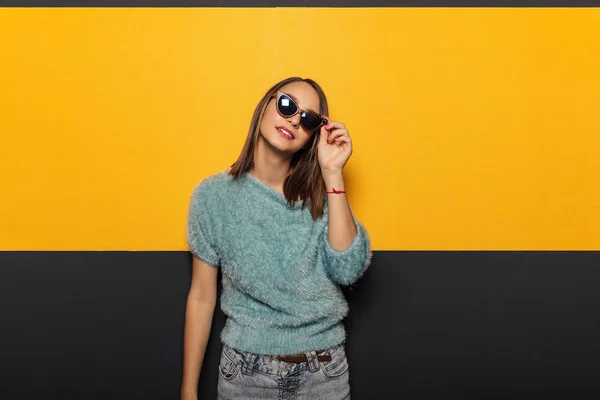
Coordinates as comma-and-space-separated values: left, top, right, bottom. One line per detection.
322, 170, 345, 192
181, 386, 198, 400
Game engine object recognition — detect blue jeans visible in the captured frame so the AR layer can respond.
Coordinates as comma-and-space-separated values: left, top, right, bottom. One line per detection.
217, 343, 351, 400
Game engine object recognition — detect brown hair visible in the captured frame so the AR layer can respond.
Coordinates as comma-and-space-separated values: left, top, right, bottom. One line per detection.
229, 77, 329, 220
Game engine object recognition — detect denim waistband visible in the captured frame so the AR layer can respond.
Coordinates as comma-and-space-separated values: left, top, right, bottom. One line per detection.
223, 343, 344, 376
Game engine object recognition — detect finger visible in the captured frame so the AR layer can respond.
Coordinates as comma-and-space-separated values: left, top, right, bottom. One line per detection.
333, 135, 352, 146
327, 129, 348, 142
323, 120, 345, 131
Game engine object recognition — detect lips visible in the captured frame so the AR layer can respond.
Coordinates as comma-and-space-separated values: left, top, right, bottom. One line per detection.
276, 126, 295, 140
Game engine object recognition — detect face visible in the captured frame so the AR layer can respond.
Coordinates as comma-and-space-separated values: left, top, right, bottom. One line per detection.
259, 81, 322, 155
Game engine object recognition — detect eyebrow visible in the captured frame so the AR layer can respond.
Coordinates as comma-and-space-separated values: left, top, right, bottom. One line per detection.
281, 91, 299, 102
281, 91, 318, 114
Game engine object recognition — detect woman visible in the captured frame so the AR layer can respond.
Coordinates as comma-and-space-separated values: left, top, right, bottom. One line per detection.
181, 77, 372, 400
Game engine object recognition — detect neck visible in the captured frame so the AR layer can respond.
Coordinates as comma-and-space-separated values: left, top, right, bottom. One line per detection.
249, 136, 293, 194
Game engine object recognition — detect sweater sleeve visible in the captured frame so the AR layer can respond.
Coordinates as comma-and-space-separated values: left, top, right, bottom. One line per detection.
321, 218, 372, 286
186, 183, 221, 268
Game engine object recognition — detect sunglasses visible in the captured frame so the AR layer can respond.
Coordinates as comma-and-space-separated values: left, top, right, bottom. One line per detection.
271, 91, 328, 132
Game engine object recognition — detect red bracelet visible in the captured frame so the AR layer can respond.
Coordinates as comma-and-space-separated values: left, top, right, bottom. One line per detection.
325, 187, 346, 194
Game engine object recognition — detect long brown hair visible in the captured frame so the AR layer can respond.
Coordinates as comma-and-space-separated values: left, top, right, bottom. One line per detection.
229, 77, 329, 220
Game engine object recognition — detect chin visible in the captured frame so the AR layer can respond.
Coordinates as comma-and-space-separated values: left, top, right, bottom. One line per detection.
260, 131, 297, 154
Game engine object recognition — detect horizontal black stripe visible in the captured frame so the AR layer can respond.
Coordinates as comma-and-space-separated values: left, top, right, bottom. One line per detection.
1, 1, 599, 6
1, 251, 600, 399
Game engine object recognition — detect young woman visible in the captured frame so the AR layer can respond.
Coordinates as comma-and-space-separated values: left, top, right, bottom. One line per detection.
181, 77, 372, 400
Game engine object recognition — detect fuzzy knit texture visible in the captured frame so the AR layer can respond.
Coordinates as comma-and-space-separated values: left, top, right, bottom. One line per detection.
186, 169, 372, 356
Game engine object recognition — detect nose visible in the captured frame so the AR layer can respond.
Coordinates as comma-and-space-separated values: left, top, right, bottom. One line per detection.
287, 114, 300, 128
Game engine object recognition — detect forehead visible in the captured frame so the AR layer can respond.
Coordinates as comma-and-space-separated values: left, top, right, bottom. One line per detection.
279, 82, 320, 111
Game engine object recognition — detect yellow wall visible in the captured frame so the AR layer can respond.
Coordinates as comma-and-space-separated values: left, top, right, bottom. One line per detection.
1, 8, 599, 251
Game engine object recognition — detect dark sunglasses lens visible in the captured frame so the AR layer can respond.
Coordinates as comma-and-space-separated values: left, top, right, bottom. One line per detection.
300, 112, 323, 131
277, 94, 297, 117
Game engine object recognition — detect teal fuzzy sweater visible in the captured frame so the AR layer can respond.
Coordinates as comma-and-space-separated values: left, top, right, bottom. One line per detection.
186, 169, 372, 356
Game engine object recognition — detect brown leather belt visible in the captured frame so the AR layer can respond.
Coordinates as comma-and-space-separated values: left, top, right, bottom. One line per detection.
274, 353, 332, 363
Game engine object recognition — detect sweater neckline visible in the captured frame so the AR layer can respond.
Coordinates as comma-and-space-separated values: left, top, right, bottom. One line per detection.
243, 171, 305, 210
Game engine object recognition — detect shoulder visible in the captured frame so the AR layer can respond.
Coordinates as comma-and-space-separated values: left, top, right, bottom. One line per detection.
191, 168, 236, 199
188, 168, 237, 222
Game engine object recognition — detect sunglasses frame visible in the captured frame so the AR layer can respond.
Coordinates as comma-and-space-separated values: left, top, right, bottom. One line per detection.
271, 91, 328, 132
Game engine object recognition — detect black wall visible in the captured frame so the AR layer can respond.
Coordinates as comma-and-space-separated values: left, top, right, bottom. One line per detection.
1, 251, 600, 399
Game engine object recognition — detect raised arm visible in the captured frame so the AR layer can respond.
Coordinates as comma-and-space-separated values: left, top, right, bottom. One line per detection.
317, 119, 372, 286
321, 171, 372, 285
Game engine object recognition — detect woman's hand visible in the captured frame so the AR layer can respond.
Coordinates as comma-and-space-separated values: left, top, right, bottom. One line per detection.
317, 120, 353, 176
